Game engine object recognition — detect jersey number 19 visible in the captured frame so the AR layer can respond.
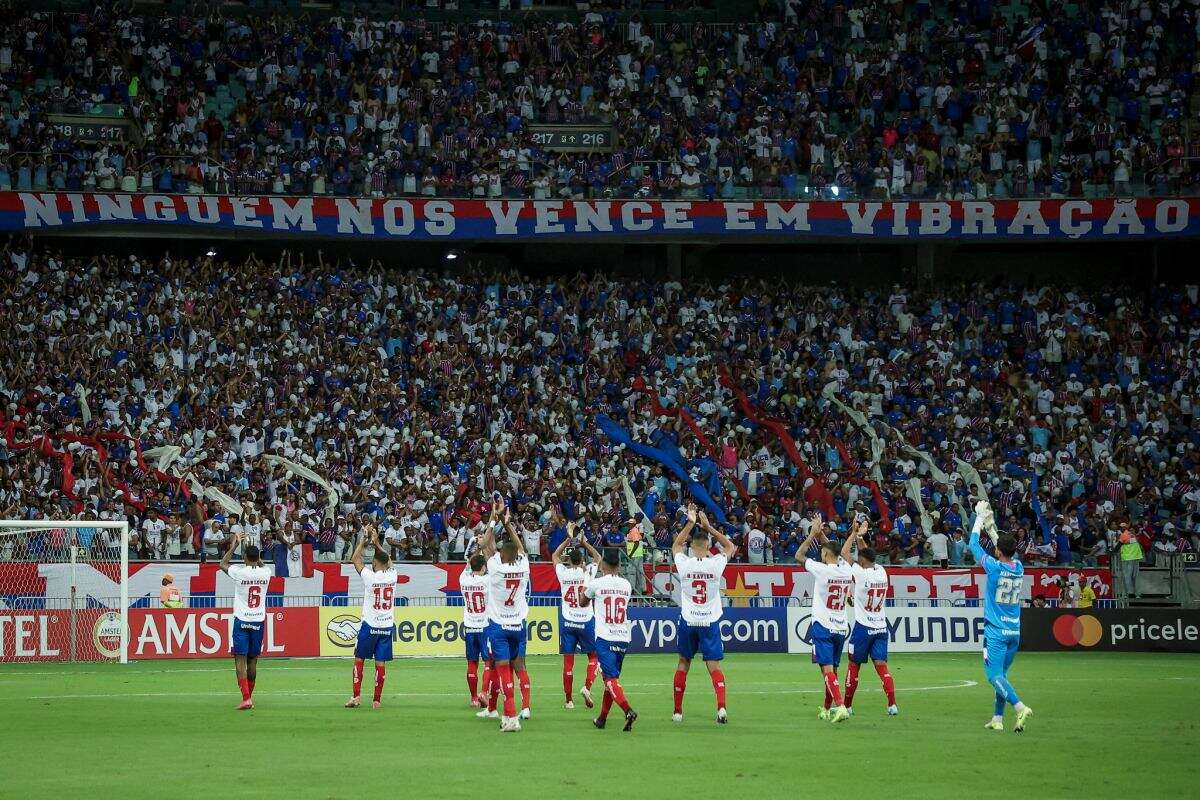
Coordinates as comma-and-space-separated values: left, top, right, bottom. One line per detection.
371, 586, 394, 611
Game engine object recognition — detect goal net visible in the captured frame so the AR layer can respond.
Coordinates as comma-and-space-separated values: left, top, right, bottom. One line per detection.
0, 520, 129, 663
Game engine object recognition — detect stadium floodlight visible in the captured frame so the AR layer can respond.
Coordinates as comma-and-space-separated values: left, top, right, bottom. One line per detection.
0, 519, 129, 664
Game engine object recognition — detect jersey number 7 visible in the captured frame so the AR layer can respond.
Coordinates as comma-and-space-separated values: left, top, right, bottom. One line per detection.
504, 578, 522, 607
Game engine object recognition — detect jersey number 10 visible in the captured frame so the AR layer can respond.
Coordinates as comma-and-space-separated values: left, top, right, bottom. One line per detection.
464, 590, 486, 614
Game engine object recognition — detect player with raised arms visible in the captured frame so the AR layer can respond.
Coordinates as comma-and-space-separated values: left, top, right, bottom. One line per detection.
671, 503, 737, 725
839, 518, 898, 716
345, 524, 396, 709
796, 513, 853, 722
970, 500, 1034, 733
585, 549, 637, 731
482, 500, 531, 732
219, 531, 271, 711
553, 520, 601, 710
462, 538, 491, 712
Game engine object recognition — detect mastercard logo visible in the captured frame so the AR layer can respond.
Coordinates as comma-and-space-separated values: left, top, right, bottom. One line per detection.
1052, 614, 1104, 647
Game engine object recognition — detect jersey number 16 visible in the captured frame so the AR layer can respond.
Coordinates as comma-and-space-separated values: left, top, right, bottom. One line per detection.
603, 596, 627, 625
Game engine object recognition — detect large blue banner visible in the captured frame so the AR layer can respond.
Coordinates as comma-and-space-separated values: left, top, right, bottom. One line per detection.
3, 193, 1198, 240
627, 606, 788, 654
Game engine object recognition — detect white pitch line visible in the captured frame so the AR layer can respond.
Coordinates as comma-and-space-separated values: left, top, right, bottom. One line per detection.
22, 680, 977, 702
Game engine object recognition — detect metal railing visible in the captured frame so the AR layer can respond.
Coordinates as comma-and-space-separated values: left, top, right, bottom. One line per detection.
3, 594, 1118, 610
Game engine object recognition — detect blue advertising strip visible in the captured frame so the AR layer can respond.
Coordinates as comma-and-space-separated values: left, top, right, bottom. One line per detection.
627, 606, 788, 654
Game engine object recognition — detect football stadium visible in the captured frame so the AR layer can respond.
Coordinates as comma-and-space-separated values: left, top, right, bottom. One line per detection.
2, 0, 1200, 798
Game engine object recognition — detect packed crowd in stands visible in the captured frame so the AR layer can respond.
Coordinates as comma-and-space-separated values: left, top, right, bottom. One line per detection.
2, 0, 1200, 200
1, 234, 1199, 577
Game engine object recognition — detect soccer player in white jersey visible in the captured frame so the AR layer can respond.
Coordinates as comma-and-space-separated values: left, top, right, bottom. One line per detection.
796, 514, 853, 723
671, 504, 737, 725
840, 519, 899, 716
553, 521, 602, 709
585, 550, 637, 731
461, 552, 492, 714
346, 525, 396, 709
219, 532, 271, 711
483, 502, 531, 732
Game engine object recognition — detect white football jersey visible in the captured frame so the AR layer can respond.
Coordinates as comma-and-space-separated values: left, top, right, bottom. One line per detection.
486, 552, 530, 628
806, 558, 854, 634
460, 566, 489, 631
359, 566, 398, 629
674, 551, 728, 626
850, 562, 890, 632
228, 563, 271, 623
555, 563, 594, 624
585, 572, 632, 643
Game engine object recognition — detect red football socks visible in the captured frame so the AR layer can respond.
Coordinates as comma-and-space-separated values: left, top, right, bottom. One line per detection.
845, 662, 861, 708
237, 677, 251, 702
673, 669, 687, 714
351, 658, 364, 698
373, 664, 386, 703
480, 662, 494, 702
710, 669, 727, 709
563, 654, 575, 701
585, 653, 599, 689
599, 686, 614, 722
604, 678, 630, 713
823, 670, 843, 707
497, 664, 516, 717
467, 660, 479, 699
876, 662, 897, 706
487, 676, 499, 713
518, 669, 531, 710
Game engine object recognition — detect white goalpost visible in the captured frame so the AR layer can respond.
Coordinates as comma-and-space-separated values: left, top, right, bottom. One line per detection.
0, 519, 130, 664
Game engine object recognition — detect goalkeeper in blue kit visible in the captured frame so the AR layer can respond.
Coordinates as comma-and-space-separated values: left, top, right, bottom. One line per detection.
969, 500, 1034, 733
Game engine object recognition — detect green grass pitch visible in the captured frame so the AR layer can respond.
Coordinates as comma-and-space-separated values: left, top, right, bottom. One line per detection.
1, 653, 1196, 799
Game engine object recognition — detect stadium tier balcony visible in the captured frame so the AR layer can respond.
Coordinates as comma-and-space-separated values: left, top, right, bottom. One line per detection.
1, 0, 1198, 201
